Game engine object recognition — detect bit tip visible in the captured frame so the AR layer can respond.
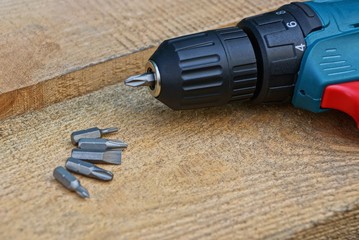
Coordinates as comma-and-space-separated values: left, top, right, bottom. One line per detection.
125, 73, 155, 88
103, 150, 122, 165
92, 169, 114, 181
106, 140, 128, 149
76, 185, 90, 198
101, 127, 118, 134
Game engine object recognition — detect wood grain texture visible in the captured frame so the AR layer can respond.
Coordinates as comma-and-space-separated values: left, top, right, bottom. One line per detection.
2, 0, 359, 239
0, 0, 289, 119
290, 206, 359, 239
1, 82, 359, 239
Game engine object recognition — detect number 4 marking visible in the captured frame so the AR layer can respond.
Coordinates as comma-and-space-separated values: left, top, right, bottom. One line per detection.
295, 44, 306, 52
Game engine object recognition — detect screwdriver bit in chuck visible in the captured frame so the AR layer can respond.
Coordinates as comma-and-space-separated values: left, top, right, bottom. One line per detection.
53, 166, 90, 198
71, 127, 118, 145
71, 149, 122, 165
78, 138, 128, 151
125, 72, 155, 88
65, 157, 113, 181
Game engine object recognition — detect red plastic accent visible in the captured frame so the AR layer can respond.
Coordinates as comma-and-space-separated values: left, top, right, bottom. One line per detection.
321, 81, 359, 128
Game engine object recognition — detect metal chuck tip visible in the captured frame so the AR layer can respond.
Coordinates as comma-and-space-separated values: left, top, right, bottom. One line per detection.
125, 73, 155, 88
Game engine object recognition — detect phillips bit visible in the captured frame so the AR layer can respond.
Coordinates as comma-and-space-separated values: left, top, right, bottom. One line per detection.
125, 72, 155, 88
78, 138, 128, 151
53, 166, 90, 198
71, 149, 122, 165
65, 157, 113, 181
71, 127, 118, 145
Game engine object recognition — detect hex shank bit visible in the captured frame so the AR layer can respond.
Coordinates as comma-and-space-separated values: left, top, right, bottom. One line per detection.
65, 157, 113, 181
71, 149, 122, 165
53, 166, 90, 198
71, 127, 118, 145
78, 138, 128, 151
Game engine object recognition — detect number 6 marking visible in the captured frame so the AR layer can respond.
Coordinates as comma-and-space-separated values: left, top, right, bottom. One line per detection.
286, 21, 297, 28
276, 10, 286, 15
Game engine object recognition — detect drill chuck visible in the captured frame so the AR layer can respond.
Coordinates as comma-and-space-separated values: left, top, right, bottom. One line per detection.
125, 2, 321, 110
150, 28, 257, 109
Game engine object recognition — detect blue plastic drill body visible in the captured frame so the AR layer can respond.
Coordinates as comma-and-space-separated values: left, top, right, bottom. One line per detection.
292, 0, 359, 112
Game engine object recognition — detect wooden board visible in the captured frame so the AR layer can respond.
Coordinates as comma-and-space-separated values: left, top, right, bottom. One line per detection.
1, 82, 359, 239
1, 0, 359, 239
0, 0, 289, 120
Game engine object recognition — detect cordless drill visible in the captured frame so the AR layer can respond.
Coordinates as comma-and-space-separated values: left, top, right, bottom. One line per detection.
125, 0, 359, 127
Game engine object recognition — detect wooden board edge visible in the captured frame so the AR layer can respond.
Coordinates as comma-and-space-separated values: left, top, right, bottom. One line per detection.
0, 47, 156, 120
290, 204, 359, 239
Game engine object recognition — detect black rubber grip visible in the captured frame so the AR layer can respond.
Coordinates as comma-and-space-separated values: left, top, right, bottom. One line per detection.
150, 27, 257, 110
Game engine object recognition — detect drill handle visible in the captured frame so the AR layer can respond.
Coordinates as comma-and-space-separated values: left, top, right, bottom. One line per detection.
291, 0, 359, 127
293, 31, 359, 127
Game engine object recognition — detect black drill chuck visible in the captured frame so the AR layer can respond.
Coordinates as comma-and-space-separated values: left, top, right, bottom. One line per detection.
125, 2, 322, 110
151, 28, 257, 109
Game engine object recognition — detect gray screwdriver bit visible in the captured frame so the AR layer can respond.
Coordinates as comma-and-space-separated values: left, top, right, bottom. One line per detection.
125, 72, 155, 88
53, 166, 90, 198
78, 138, 128, 151
71, 149, 122, 165
71, 127, 118, 145
65, 157, 113, 181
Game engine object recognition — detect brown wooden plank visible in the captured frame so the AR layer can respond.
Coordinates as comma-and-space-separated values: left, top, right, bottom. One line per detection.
2, 0, 359, 239
0, 47, 155, 118
1, 81, 359, 239
290, 206, 359, 239
0, 0, 289, 119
